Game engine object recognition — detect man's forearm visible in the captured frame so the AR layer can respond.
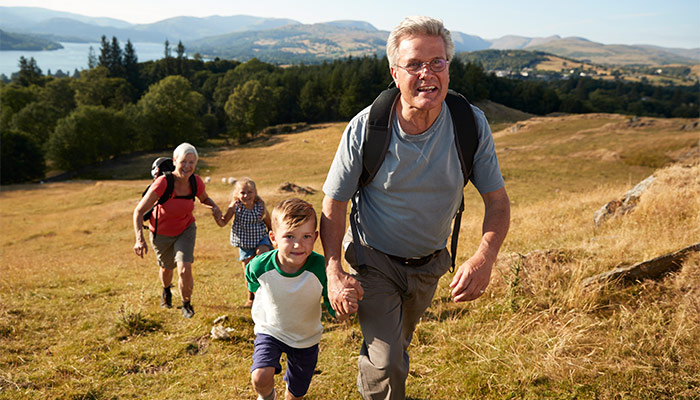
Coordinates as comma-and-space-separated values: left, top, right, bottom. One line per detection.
478, 187, 511, 263
320, 196, 349, 272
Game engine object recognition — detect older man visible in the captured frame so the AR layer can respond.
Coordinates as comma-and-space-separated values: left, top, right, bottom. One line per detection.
321, 16, 510, 399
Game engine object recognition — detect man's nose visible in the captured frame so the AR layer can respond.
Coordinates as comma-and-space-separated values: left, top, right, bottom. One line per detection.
418, 64, 432, 78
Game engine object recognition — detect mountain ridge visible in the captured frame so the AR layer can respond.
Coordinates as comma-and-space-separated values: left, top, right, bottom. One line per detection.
1, 6, 697, 65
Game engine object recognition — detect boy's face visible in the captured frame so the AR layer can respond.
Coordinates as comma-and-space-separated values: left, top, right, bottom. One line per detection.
269, 218, 318, 272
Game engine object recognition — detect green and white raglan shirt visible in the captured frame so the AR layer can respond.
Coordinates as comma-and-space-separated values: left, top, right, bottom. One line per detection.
245, 250, 335, 349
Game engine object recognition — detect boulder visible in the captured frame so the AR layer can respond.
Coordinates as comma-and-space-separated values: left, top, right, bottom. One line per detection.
594, 175, 655, 226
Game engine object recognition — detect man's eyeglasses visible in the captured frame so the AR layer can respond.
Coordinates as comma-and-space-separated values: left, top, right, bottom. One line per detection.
396, 58, 449, 75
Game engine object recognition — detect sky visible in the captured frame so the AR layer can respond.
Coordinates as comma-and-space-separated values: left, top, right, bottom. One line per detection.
1, 0, 699, 49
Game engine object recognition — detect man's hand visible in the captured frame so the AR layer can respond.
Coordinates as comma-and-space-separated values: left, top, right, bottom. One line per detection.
327, 261, 364, 316
451, 187, 510, 302
449, 253, 492, 302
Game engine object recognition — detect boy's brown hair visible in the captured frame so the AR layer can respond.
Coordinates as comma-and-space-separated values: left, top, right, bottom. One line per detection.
271, 198, 317, 231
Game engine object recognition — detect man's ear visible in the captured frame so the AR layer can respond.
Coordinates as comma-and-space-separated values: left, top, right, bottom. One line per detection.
390, 66, 399, 88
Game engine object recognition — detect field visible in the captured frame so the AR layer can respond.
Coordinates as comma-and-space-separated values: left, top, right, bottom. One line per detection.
1, 112, 699, 399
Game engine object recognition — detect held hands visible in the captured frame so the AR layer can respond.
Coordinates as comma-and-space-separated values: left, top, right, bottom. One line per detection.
211, 205, 222, 221
327, 267, 364, 317
449, 253, 493, 302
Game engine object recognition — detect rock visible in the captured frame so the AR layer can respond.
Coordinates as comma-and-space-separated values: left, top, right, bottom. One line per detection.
278, 182, 316, 195
210, 325, 235, 340
594, 175, 655, 226
582, 243, 700, 286
204, 176, 211, 183
227, 177, 236, 185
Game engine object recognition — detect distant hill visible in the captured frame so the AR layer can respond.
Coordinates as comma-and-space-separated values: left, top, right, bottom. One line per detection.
488, 35, 563, 50
0, 6, 697, 66
132, 15, 299, 42
188, 22, 389, 62
528, 37, 699, 66
0, 29, 63, 51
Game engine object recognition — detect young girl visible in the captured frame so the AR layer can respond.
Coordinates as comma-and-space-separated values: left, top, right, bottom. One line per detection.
218, 178, 272, 307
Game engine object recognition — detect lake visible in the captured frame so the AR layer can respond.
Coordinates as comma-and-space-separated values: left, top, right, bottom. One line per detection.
0, 42, 167, 77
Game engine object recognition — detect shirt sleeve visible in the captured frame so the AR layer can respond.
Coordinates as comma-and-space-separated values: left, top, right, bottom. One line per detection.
322, 107, 370, 202
151, 175, 168, 197
245, 257, 262, 293
194, 175, 205, 197
469, 105, 505, 194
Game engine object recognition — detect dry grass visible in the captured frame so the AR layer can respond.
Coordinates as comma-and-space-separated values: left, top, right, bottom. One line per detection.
1, 114, 699, 399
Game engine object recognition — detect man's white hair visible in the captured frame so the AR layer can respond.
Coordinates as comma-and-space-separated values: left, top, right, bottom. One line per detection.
386, 16, 455, 66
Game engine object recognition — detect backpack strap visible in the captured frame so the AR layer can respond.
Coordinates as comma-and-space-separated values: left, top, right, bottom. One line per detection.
445, 89, 478, 184
444, 90, 479, 272
158, 172, 176, 204
173, 174, 198, 201
360, 87, 400, 188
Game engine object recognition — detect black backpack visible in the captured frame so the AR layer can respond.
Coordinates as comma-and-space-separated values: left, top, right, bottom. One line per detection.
142, 157, 198, 237
350, 87, 479, 271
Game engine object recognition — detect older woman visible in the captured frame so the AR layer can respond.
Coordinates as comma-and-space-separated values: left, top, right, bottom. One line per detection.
133, 142, 222, 318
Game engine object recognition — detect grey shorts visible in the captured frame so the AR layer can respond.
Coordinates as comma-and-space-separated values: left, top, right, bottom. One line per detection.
150, 223, 197, 270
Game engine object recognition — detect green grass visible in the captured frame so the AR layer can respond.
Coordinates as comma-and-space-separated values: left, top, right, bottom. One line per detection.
1, 114, 699, 399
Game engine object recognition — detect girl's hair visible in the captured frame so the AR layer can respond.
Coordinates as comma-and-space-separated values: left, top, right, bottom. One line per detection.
271, 198, 317, 231
173, 142, 198, 161
232, 177, 261, 201
386, 16, 454, 67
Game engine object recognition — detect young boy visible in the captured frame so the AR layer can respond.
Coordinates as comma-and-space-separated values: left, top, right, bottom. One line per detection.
246, 198, 352, 400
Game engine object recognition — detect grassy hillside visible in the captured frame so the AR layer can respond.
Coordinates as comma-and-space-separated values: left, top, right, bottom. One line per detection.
1, 114, 699, 399
458, 49, 699, 86
529, 37, 697, 66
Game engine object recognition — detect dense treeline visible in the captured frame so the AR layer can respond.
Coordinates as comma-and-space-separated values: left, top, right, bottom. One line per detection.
1, 37, 698, 184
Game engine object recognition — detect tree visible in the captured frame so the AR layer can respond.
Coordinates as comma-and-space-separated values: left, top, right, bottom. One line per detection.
224, 80, 274, 141
298, 79, 327, 123
46, 106, 135, 170
176, 40, 186, 76
16, 56, 43, 87
123, 39, 140, 90
1, 130, 45, 184
98, 36, 110, 69
137, 75, 205, 149
9, 78, 77, 147
0, 84, 37, 133
163, 39, 171, 76
88, 46, 97, 69
72, 67, 135, 109
109, 37, 125, 77
9, 102, 61, 146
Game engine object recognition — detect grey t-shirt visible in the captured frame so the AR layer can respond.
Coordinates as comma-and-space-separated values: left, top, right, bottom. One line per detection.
323, 101, 504, 258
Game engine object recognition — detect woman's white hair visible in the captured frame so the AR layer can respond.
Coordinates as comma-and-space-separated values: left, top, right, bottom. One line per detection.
386, 16, 454, 67
173, 142, 198, 161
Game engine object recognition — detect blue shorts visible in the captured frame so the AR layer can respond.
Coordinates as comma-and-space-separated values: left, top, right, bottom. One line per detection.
251, 333, 319, 397
238, 235, 272, 261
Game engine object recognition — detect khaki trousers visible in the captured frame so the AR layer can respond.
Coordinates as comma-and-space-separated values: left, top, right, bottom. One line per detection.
344, 238, 451, 400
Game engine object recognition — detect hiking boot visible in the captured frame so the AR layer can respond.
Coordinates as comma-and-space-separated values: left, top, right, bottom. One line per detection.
182, 301, 195, 318
161, 286, 172, 308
